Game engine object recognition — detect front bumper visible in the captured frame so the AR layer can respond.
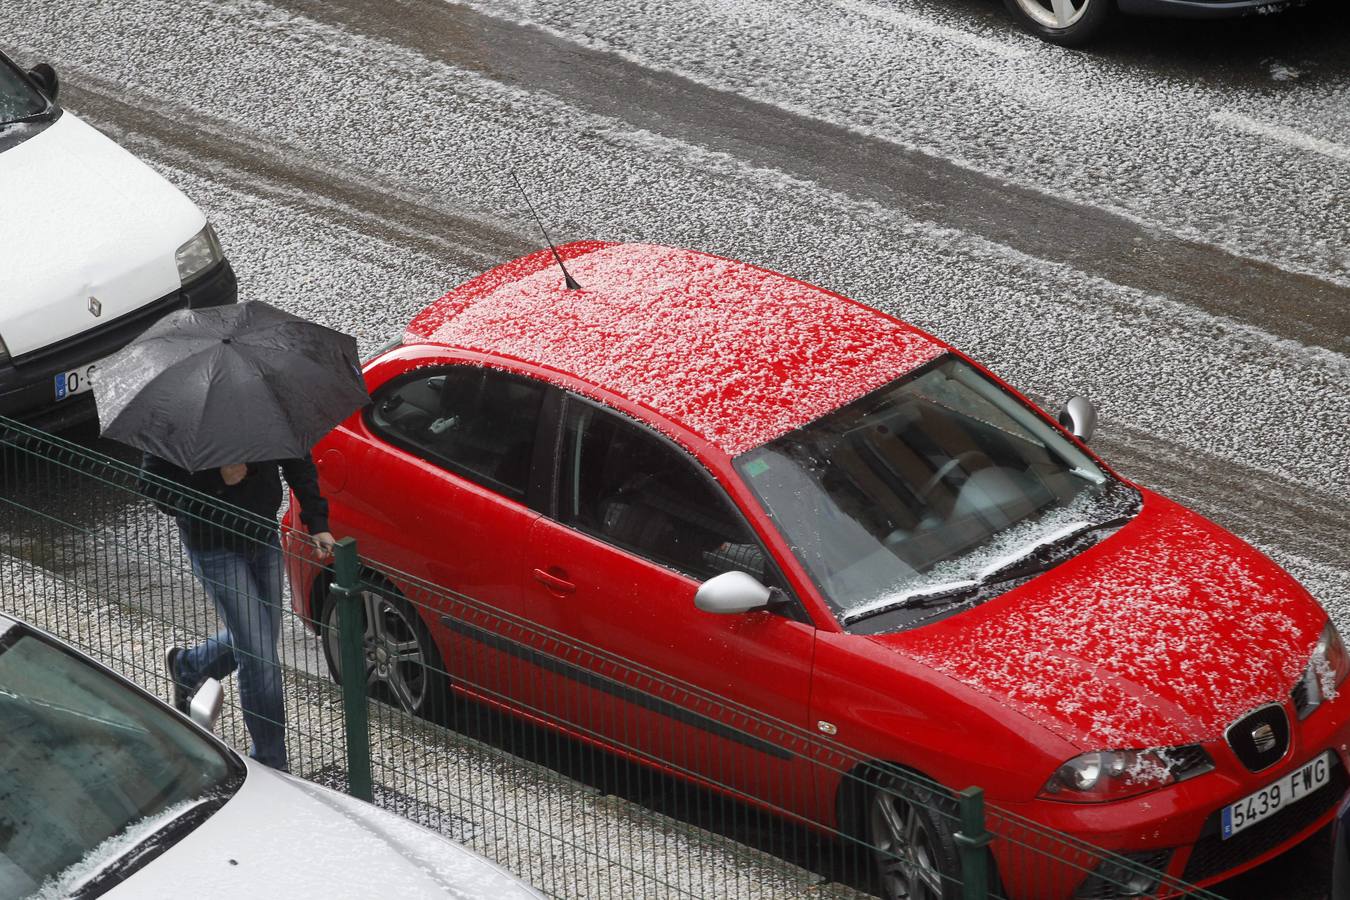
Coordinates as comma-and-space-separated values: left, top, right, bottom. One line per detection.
0, 259, 237, 433
996, 696, 1350, 897
1117, 0, 1298, 19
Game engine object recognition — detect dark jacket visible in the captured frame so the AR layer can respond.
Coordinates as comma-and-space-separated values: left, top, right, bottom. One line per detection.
141, 453, 330, 552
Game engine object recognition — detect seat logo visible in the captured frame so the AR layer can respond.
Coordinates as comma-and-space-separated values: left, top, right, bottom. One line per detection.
1251, 723, 1277, 754
88, 296, 102, 318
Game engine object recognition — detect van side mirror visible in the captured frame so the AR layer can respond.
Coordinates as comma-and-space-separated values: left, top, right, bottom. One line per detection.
1057, 396, 1097, 444
190, 678, 224, 732
27, 63, 59, 102
695, 571, 771, 615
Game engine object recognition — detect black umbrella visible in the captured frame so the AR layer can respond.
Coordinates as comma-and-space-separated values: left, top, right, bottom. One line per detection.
94, 301, 369, 471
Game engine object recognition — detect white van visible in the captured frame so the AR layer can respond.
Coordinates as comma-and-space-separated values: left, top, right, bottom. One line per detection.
0, 51, 235, 432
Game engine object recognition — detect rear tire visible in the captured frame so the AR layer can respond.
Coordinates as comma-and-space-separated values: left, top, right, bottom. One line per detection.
1003, 0, 1114, 46
319, 581, 449, 722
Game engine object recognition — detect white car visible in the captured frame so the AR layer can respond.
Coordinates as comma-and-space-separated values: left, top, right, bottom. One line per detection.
0, 51, 235, 433
0, 612, 544, 899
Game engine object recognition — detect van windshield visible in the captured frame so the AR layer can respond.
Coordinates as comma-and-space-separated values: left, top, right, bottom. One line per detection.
734, 356, 1139, 631
0, 60, 47, 126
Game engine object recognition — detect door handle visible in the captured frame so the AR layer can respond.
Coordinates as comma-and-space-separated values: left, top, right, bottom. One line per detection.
533, 567, 576, 595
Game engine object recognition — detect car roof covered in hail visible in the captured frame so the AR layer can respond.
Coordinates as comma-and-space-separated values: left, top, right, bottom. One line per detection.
404, 241, 945, 456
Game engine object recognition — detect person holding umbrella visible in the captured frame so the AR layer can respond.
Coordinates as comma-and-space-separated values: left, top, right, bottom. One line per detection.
95, 301, 369, 771
142, 453, 332, 771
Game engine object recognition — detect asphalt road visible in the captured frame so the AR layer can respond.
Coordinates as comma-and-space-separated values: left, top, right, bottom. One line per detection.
2, 0, 1347, 897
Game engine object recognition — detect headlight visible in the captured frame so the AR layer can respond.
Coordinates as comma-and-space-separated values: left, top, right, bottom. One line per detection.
1040, 746, 1212, 802
175, 223, 224, 284
1294, 621, 1350, 720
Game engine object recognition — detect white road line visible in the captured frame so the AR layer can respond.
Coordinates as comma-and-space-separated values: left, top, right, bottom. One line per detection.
833, 0, 1030, 60
1211, 110, 1350, 164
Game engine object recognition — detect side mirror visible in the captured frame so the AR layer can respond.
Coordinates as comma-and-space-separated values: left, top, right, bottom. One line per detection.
189, 678, 224, 732
27, 63, 59, 102
1057, 395, 1097, 444
695, 571, 771, 615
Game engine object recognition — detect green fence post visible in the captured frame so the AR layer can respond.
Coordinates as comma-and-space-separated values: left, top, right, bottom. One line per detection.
955, 786, 992, 900
331, 537, 373, 802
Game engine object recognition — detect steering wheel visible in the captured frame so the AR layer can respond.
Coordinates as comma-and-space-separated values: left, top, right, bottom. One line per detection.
916, 450, 990, 502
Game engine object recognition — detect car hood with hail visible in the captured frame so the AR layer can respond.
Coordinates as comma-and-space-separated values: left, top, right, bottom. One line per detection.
874, 490, 1326, 751
0, 112, 204, 356
104, 760, 542, 899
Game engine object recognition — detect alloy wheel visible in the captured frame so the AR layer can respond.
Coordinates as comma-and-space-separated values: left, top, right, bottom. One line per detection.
870, 785, 946, 900
326, 589, 429, 714
1013, 0, 1090, 29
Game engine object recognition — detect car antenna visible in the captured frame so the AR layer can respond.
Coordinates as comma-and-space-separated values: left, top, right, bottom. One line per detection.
510, 170, 581, 291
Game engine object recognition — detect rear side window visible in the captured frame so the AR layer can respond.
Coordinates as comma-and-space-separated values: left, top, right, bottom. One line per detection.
369, 366, 546, 499
558, 398, 766, 582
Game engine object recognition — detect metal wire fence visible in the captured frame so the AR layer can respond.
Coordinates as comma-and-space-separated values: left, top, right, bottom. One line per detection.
0, 416, 1238, 899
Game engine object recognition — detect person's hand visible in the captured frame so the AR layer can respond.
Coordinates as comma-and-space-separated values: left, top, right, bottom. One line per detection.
220, 463, 248, 486
311, 531, 336, 560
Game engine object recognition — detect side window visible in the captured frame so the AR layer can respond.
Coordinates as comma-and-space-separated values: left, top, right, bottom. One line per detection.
369, 366, 546, 499
559, 399, 767, 582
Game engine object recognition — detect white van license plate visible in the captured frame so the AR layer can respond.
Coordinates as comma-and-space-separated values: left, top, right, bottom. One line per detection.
54, 364, 96, 401
1222, 752, 1332, 839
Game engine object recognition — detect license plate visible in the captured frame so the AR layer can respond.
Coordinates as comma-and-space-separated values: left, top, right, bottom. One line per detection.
1222, 751, 1333, 839
54, 363, 96, 402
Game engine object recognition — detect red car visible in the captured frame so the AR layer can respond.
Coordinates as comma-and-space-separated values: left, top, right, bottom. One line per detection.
285, 241, 1349, 898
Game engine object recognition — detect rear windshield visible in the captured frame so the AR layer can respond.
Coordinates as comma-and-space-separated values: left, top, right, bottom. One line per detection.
0, 57, 47, 126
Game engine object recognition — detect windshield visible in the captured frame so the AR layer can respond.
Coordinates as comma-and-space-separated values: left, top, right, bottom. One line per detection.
0, 58, 47, 127
735, 356, 1138, 630
0, 624, 242, 899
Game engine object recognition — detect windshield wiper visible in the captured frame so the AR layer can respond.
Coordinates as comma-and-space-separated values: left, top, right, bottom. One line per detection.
0, 107, 53, 129
977, 515, 1134, 585
842, 580, 986, 625
843, 514, 1136, 627
69, 793, 235, 899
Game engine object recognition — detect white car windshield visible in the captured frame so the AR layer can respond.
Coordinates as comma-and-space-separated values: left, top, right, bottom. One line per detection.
734, 356, 1139, 632
0, 59, 46, 127
0, 625, 242, 899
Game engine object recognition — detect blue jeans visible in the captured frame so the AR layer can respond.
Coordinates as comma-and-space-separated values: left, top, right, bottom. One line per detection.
176, 530, 288, 770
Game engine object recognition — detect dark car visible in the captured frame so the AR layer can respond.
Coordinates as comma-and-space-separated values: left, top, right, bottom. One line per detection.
1004, 0, 1298, 46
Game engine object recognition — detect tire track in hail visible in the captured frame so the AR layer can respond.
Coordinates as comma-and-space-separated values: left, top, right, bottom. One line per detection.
1093, 423, 1347, 585
60, 77, 534, 273
267, 0, 1349, 354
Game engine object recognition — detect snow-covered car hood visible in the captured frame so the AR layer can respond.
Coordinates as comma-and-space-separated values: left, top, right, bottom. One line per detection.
101, 759, 542, 899
0, 111, 203, 355
874, 490, 1327, 751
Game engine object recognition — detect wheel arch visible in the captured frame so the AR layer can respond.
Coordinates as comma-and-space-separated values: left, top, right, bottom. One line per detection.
836, 758, 944, 841
312, 565, 417, 630
301, 568, 330, 633
836, 758, 1005, 898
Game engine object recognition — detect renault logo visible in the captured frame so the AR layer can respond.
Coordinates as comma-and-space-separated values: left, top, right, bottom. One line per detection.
88, 296, 102, 318
1251, 723, 1278, 754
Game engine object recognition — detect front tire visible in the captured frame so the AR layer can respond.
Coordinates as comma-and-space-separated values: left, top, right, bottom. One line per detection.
1003, 0, 1114, 46
320, 582, 448, 722
868, 774, 963, 900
